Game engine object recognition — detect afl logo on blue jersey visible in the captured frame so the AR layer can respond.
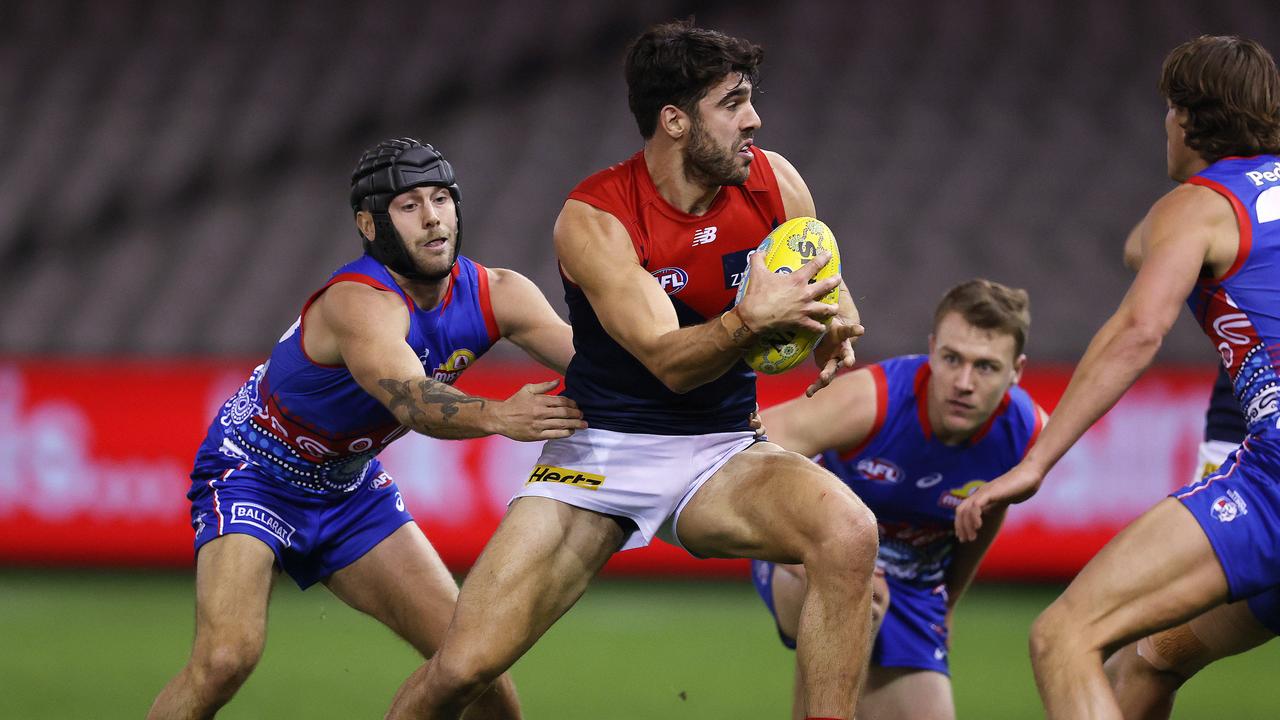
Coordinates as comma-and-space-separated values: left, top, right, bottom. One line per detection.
856, 457, 903, 484
652, 267, 688, 295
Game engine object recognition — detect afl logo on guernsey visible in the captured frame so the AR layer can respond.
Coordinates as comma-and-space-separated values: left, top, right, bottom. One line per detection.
652, 267, 688, 295
856, 457, 902, 484
369, 471, 393, 490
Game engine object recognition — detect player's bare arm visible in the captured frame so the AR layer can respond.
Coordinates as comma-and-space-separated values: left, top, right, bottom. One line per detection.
761, 367, 879, 457
554, 198, 840, 394
309, 281, 584, 441
487, 267, 575, 374
767, 149, 864, 395
1121, 214, 1149, 272
944, 504, 1006, 627
955, 183, 1237, 541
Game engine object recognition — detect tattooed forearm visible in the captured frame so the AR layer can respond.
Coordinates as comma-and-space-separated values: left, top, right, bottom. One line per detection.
378, 378, 488, 437
416, 379, 487, 423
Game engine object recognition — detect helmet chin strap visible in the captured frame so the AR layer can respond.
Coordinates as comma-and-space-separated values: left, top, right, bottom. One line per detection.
350, 138, 463, 279
364, 214, 433, 282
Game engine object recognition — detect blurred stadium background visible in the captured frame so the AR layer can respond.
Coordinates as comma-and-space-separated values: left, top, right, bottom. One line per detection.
3, 0, 1279, 717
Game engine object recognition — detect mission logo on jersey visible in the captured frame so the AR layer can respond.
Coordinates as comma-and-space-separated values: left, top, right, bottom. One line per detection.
938, 480, 987, 510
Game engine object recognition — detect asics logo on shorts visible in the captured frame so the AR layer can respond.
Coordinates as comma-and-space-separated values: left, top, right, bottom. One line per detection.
527, 464, 604, 490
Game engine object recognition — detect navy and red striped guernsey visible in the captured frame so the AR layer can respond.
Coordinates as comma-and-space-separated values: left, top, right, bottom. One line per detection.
819, 354, 1043, 586
1186, 155, 1280, 434
561, 146, 787, 435
190, 253, 500, 495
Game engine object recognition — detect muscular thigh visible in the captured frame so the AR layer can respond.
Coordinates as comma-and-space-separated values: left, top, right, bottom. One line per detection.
193, 534, 278, 642
325, 522, 459, 657
1054, 498, 1230, 652
435, 497, 626, 670
676, 442, 867, 562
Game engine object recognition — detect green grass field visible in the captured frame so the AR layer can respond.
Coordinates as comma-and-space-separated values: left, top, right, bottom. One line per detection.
1, 571, 1275, 718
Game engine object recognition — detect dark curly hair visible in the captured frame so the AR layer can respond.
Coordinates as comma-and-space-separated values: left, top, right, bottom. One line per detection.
933, 279, 1031, 357
1160, 35, 1280, 161
624, 19, 764, 139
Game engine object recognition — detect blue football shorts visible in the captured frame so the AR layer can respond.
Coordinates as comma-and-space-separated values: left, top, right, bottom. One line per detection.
187, 459, 414, 589
750, 560, 952, 674
1174, 431, 1280, 632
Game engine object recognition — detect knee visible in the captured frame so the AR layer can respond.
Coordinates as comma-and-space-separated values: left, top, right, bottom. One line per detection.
192, 636, 263, 695
428, 649, 504, 704
804, 492, 878, 572
1029, 599, 1090, 667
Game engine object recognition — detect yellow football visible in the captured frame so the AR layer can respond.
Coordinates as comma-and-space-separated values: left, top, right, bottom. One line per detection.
734, 217, 841, 374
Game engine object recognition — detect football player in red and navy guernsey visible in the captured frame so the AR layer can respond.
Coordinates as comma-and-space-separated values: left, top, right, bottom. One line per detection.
389, 20, 876, 720
755, 279, 1045, 720
148, 138, 584, 719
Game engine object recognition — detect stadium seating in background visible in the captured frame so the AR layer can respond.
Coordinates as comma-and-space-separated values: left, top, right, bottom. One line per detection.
0, 0, 1276, 361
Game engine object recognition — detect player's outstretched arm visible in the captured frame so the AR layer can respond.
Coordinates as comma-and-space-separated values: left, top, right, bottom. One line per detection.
761, 367, 879, 458
955, 184, 1235, 541
315, 281, 584, 441
487, 267, 575, 375
945, 504, 1007, 629
554, 199, 840, 394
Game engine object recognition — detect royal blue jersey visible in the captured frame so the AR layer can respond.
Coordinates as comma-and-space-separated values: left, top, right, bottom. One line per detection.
560, 147, 787, 435
1187, 156, 1280, 435
818, 355, 1043, 586
191, 254, 499, 495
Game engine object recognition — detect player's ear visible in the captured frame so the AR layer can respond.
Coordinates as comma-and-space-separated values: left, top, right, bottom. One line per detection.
927, 333, 936, 356
659, 105, 688, 141
355, 210, 376, 242
1011, 353, 1027, 384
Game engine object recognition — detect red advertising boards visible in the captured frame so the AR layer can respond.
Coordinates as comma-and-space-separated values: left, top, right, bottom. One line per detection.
0, 359, 1216, 580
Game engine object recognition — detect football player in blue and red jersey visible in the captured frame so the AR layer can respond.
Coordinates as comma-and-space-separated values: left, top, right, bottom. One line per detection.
1098, 173, 1277, 720
389, 20, 876, 720
954, 36, 1280, 718
147, 138, 584, 719
754, 279, 1045, 720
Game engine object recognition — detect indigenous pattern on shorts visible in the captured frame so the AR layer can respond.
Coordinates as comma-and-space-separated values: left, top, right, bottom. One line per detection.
818, 355, 1042, 586
1186, 155, 1280, 434
561, 146, 787, 435
191, 253, 498, 495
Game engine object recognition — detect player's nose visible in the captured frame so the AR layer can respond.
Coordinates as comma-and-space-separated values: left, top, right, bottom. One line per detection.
421, 203, 441, 228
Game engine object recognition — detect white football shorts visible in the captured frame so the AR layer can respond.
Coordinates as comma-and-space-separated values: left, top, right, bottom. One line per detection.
511, 427, 758, 553
1193, 439, 1241, 484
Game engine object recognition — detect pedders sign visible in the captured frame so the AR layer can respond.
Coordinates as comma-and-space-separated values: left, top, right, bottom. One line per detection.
0, 359, 1213, 579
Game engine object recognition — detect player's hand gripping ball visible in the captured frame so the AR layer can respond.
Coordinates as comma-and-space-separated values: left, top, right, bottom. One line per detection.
734, 217, 841, 374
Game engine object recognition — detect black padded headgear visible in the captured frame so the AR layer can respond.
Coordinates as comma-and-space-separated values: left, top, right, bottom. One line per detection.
350, 138, 462, 280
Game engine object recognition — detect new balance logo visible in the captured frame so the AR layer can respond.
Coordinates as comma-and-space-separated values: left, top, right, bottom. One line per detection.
692, 227, 718, 246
